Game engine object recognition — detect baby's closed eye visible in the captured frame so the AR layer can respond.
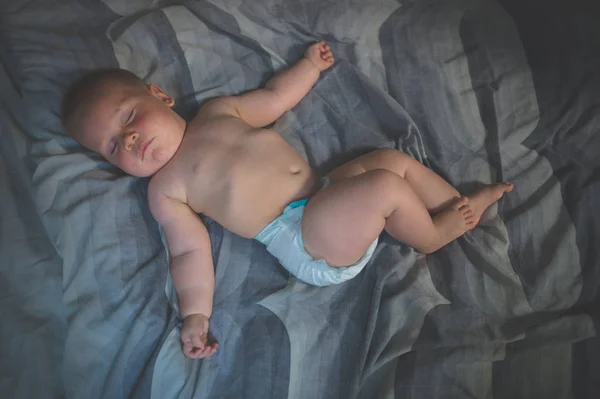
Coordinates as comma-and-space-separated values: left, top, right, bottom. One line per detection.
124, 109, 135, 125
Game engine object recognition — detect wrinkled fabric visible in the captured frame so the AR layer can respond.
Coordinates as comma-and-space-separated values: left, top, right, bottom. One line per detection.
2, 0, 600, 398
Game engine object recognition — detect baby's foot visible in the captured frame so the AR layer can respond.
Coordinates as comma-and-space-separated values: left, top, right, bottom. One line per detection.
421, 196, 471, 254
464, 182, 514, 228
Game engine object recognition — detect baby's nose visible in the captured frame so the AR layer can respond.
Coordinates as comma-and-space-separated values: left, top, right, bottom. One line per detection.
123, 131, 139, 151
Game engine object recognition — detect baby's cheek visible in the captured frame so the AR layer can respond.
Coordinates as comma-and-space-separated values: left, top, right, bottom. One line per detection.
118, 155, 138, 174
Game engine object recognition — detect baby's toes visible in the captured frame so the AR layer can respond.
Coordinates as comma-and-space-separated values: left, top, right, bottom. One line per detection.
452, 196, 469, 210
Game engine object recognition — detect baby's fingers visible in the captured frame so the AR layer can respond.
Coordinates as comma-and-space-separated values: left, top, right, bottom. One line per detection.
184, 342, 211, 359
319, 45, 331, 53
198, 343, 219, 359
316, 40, 330, 51
192, 332, 208, 349
183, 343, 201, 358
197, 346, 212, 358
207, 343, 219, 357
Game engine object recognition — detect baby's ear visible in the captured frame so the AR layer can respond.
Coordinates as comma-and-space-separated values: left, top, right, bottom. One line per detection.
148, 84, 175, 107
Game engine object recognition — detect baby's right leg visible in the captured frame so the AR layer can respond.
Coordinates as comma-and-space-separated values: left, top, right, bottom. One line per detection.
328, 148, 461, 214
302, 169, 473, 267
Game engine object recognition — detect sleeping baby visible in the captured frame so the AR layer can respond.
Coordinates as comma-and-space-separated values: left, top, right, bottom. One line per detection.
61, 40, 513, 359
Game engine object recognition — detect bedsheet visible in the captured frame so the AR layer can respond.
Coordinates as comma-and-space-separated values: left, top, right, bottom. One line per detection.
0, 54, 66, 398
1, 0, 599, 398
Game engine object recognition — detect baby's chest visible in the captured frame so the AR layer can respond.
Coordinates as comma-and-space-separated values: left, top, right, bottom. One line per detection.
203, 130, 296, 169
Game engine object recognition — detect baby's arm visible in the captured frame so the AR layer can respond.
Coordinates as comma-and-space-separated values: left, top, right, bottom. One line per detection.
203, 40, 334, 127
148, 191, 218, 359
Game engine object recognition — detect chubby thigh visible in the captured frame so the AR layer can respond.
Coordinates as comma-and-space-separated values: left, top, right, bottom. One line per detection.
301, 171, 390, 267
301, 168, 438, 266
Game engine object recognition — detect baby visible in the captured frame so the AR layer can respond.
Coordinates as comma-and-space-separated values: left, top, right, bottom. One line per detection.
62, 41, 513, 359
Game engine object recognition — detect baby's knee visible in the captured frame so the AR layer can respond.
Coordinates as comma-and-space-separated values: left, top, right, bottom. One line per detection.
364, 169, 407, 192
371, 148, 399, 162
371, 148, 410, 169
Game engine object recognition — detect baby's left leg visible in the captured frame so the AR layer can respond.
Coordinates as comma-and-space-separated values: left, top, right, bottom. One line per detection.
328, 148, 460, 214
302, 169, 473, 267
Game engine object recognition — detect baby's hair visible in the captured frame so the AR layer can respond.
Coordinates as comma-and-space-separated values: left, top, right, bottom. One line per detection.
61, 68, 146, 134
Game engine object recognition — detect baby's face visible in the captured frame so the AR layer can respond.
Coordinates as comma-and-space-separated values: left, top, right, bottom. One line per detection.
71, 82, 186, 177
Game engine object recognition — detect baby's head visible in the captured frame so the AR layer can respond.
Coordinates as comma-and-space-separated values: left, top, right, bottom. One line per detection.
62, 68, 186, 177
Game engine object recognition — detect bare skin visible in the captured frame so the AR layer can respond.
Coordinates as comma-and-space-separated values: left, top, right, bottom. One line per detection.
67, 41, 513, 359
302, 153, 513, 266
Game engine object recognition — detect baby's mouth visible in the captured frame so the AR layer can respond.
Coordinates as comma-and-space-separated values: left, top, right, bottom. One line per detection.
140, 138, 154, 161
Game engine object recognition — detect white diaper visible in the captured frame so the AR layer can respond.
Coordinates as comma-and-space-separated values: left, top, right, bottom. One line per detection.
255, 180, 378, 286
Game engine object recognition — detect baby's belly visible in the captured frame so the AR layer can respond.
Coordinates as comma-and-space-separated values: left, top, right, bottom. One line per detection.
207, 168, 321, 238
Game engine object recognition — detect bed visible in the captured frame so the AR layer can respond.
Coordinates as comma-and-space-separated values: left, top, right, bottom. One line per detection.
1, 0, 599, 398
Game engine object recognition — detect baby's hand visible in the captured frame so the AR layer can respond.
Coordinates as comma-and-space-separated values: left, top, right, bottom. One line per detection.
304, 40, 335, 72
181, 313, 219, 359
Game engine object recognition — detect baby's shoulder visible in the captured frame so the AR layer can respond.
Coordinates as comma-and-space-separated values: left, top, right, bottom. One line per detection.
196, 96, 236, 117
191, 97, 246, 129
148, 166, 187, 206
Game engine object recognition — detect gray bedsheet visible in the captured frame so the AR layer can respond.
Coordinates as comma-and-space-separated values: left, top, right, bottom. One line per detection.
1, 0, 599, 398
